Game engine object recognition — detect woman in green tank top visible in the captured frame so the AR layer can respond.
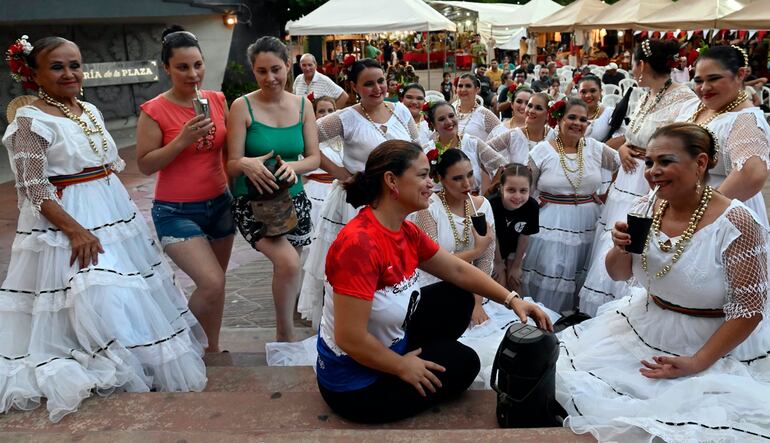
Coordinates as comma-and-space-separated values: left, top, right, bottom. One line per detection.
227, 36, 320, 342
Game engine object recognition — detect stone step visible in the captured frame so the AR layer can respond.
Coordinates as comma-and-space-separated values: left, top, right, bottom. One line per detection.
218, 327, 316, 353
1, 428, 594, 442
0, 389, 591, 442
203, 366, 317, 393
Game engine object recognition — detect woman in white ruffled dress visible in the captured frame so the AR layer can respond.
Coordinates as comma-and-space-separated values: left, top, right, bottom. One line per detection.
422, 101, 505, 195
400, 83, 432, 146
558, 122, 770, 442
579, 39, 696, 316
487, 92, 556, 164
302, 96, 344, 229
520, 98, 619, 312
453, 74, 506, 141
0, 37, 206, 422
675, 45, 770, 229
298, 59, 420, 327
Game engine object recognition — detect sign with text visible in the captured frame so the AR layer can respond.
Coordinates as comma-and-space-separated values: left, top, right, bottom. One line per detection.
82, 60, 159, 87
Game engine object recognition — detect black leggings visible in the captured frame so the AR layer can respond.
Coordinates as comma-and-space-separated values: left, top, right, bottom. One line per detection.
318, 281, 480, 424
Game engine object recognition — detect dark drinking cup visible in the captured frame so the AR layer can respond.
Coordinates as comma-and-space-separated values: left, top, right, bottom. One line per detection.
625, 213, 653, 254
472, 214, 487, 236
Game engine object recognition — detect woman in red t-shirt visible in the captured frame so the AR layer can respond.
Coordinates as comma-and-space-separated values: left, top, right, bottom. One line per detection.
317, 140, 552, 423
135, 26, 234, 352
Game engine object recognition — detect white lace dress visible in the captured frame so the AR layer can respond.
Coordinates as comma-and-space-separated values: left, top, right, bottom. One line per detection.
416, 118, 432, 146
453, 102, 506, 141
422, 133, 505, 193
299, 102, 419, 327
521, 138, 619, 312
304, 137, 344, 230
676, 99, 770, 228
585, 106, 625, 194
579, 85, 696, 316
412, 193, 496, 288
0, 104, 207, 422
558, 200, 770, 442
486, 126, 556, 164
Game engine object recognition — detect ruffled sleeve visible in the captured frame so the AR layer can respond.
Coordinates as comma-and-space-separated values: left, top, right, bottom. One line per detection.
413, 206, 439, 242
5, 115, 61, 216
600, 142, 621, 174
721, 206, 769, 320
486, 130, 511, 153
317, 110, 345, 143
724, 112, 770, 174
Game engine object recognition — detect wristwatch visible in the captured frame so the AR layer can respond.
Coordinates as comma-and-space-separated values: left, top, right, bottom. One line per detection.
504, 291, 520, 309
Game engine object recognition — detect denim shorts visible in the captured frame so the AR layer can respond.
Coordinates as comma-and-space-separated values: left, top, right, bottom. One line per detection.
151, 192, 236, 248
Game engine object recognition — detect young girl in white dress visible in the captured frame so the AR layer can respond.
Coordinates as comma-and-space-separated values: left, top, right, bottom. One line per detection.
579, 39, 696, 316
303, 96, 344, 229
520, 98, 619, 312
400, 83, 431, 146
298, 59, 420, 327
558, 123, 770, 442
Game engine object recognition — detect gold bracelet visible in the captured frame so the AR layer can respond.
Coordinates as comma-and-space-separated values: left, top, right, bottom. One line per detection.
504, 291, 520, 309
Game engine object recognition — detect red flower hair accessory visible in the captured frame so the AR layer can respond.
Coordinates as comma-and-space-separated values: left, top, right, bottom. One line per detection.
547, 99, 566, 128
427, 139, 449, 182
572, 72, 583, 84
5, 35, 36, 91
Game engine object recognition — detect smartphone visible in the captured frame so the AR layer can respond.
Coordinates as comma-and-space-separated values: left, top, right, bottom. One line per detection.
192, 85, 210, 118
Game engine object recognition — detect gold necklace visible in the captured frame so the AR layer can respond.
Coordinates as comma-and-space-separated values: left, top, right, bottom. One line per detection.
588, 105, 601, 121
39, 89, 111, 182
687, 90, 749, 126
524, 125, 546, 143
641, 186, 713, 279
439, 190, 471, 250
360, 103, 408, 140
454, 100, 478, 120
554, 135, 585, 193
629, 79, 672, 134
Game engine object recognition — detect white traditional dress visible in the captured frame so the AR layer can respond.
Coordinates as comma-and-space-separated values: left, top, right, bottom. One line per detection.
304, 136, 343, 230
416, 118, 432, 146
422, 133, 505, 193
299, 102, 419, 327
521, 138, 619, 312
0, 104, 207, 422
676, 99, 770, 228
412, 193, 496, 288
558, 200, 770, 442
452, 100, 506, 141
585, 106, 625, 194
579, 84, 696, 316
486, 126, 556, 164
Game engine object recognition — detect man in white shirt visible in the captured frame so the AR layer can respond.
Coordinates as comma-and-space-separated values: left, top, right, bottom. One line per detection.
670, 57, 691, 84
293, 53, 348, 108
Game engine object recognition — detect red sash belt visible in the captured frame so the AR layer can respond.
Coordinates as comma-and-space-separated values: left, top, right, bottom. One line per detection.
539, 191, 596, 206
306, 173, 335, 184
650, 294, 725, 318
49, 166, 112, 197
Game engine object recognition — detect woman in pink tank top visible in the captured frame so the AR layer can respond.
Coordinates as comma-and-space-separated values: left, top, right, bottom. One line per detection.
135, 25, 234, 353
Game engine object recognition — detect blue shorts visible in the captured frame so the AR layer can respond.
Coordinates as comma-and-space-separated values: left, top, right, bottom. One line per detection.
151, 192, 236, 248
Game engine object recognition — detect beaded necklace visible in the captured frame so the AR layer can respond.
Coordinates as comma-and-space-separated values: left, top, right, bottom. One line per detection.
454, 100, 479, 121
554, 135, 585, 194
687, 90, 749, 127
628, 78, 672, 135
588, 105, 601, 121
523, 125, 547, 143
439, 190, 472, 250
360, 103, 409, 140
641, 186, 713, 280
38, 89, 111, 183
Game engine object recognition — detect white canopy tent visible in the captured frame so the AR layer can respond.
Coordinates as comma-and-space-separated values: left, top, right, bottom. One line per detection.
575, 0, 673, 30
285, 0, 456, 35
717, 0, 770, 29
429, 1, 522, 44
495, 0, 563, 50
637, 0, 750, 31
286, 0, 456, 89
529, 0, 609, 33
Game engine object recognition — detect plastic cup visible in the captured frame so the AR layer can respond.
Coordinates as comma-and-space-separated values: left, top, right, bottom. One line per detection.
471, 214, 487, 236
625, 213, 653, 254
